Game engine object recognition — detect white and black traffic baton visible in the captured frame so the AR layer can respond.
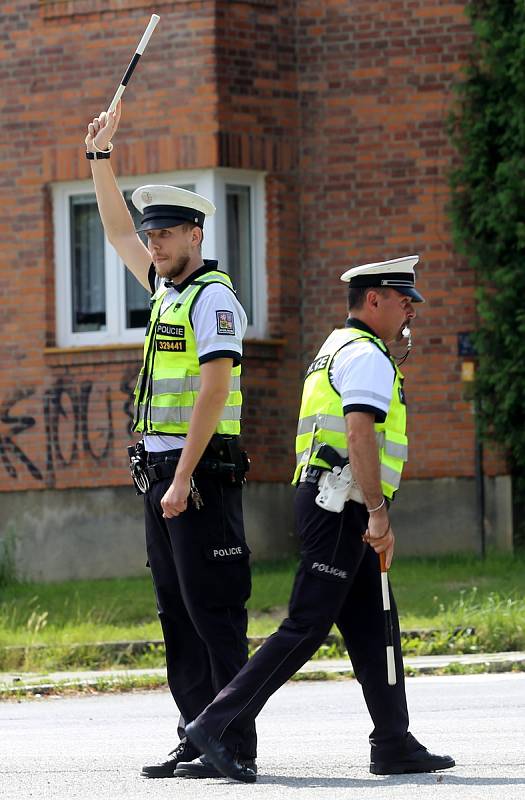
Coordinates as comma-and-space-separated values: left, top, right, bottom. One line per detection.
379, 551, 397, 685
107, 14, 160, 114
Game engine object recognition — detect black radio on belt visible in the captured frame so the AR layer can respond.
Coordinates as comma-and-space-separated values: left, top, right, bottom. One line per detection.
206, 436, 250, 486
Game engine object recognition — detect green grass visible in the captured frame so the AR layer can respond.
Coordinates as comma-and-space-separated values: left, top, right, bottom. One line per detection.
0, 553, 524, 672
388, 551, 525, 624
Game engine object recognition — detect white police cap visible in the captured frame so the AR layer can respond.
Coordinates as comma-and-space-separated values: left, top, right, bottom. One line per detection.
340, 254, 425, 303
131, 185, 216, 232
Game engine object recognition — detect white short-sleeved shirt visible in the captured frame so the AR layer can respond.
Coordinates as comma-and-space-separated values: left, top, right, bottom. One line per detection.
144, 262, 247, 452
330, 323, 395, 422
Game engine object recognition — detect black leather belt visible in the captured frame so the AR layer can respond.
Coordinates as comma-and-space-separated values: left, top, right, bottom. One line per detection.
146, 448, 182, 465
145, 460, 179, 482
129, 438, 248, 495
145, 456, 239, 485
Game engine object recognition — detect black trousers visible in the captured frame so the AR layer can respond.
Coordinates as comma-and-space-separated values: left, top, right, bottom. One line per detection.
195, 482, 410, 755
144, 468, 257, 759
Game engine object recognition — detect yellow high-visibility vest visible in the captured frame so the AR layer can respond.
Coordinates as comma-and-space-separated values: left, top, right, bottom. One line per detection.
293, 327, 408, 499
133, 270, 242, 436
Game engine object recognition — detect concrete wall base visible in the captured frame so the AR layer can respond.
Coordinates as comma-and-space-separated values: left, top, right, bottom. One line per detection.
390, 475, 513, 556
0, 476, 512, 582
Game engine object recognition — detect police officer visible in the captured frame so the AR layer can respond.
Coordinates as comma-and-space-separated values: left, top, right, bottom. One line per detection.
85, 103, 256, 780
185, 256, 455, 783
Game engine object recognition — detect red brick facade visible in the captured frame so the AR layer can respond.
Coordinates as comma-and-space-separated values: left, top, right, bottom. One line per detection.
0, 1, 504, 500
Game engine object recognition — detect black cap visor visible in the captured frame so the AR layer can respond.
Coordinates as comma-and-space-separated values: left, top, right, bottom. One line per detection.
135, 204, 205, 233
135, 216, 199, 233
393, 286, 425, 303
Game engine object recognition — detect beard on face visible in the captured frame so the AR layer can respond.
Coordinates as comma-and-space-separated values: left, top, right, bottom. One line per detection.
155, 252, 190, 279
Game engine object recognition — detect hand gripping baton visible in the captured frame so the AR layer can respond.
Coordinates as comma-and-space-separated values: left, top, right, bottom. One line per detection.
107, 14, 160, 114
379, 551, 397, 685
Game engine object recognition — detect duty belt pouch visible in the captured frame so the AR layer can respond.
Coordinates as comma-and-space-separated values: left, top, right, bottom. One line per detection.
316, 465, 354, 513
207, 436, 249, 487
310, 444, 363, 509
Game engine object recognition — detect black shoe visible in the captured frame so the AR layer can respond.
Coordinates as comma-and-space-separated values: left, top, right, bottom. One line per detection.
174, 755, 257, 779
185, 721, 257, 783
370, 746, 455, 775
141, 740, 200, 778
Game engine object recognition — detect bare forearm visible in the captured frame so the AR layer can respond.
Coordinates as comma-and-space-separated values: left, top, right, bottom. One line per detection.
346, 420, 383, 509
175, 388, 229, 479
346, 411, 394, 565
90, 161, 135, 242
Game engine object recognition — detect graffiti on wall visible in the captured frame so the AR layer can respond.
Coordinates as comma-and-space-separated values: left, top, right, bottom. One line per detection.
0, 366, 138, 488
0, 388, 43, 482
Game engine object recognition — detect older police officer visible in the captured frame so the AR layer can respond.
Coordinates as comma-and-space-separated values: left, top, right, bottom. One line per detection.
85, 103, 256, 779
185, 256, 455, 783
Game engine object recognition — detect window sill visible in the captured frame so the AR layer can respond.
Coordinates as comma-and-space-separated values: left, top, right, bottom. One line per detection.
43, 339, 286, 366
44, 343, 142, 367
45, 344, 143, 355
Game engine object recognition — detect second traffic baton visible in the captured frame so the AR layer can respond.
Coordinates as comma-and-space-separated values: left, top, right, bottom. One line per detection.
379, 550, 397, 685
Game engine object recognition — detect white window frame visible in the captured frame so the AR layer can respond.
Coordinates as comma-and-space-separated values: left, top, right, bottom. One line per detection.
52, 168, 267, 347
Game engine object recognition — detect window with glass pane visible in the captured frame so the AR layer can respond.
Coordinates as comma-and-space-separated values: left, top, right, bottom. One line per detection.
123, 191, 150, 329
70, 195, 106, 332
226, 185, 253, 322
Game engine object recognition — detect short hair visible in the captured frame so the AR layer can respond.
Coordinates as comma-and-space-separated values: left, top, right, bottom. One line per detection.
180, 222, 204, 248
348, 287, 368, 310
347, 286, 389, 310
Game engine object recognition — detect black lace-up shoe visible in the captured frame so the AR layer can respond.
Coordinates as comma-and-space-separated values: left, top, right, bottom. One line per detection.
185, 721, 257, 783
141, 740, 200, 778
370, 745, 455, 775
174, 755, 257, 779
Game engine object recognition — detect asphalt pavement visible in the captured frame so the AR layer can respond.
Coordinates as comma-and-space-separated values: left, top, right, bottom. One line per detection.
1, 673, 524, 800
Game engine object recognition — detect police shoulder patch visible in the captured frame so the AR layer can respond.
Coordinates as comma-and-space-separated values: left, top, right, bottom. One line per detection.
216, 310, 235, 335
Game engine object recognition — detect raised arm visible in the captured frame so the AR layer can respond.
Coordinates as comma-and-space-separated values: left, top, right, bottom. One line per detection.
85, 102, 151, 290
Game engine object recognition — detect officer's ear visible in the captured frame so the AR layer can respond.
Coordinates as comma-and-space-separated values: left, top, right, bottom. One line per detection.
366, 289, 380, 309
191, 225, 204, 249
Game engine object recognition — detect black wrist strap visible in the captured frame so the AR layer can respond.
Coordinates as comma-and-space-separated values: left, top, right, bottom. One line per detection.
86, 150, 111, 160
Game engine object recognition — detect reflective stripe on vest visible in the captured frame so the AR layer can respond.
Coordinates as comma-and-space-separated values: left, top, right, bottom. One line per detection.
132, 270, 242, 436
135, 402, 242, 426
151, 375, 241, 396
293, 327, 408, 500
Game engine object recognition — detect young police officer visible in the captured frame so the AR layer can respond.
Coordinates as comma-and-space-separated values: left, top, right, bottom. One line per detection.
85, 103, 256, 779
185, 256, 455, 783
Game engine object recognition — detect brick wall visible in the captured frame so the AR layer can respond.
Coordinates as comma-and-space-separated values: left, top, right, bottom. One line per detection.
295, 0, 503, 479
0, 0, 220, 491
215, 0, 303, 480
0, 0, 506, 500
